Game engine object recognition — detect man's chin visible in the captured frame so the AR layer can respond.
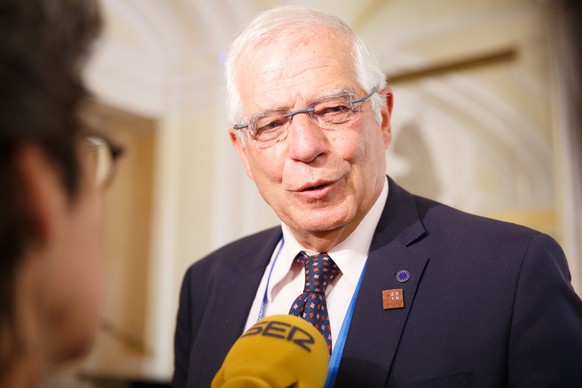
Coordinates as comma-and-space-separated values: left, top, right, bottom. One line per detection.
287, 213, 354, 237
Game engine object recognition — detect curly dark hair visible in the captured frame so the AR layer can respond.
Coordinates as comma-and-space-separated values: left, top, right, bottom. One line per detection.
0, 0, 101, 370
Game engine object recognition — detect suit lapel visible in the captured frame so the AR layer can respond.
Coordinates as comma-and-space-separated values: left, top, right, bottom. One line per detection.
219, 229, 282, 334
199, 227, 282, 384
335, 179, 429, 387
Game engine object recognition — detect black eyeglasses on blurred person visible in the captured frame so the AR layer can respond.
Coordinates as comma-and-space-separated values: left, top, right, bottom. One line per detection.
83, 134, 124, 188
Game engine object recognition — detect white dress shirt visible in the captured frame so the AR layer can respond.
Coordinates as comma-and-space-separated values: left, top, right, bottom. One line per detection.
243, 178, 389, 346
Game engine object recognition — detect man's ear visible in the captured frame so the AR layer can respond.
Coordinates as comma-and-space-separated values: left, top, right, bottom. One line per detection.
379, 87, 393, 148
229, 127, 255, 181
15, 144, 67, 245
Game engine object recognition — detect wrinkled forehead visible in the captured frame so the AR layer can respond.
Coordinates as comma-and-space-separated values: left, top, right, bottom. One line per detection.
235, 27, 358, 113
240, 25, 353, 68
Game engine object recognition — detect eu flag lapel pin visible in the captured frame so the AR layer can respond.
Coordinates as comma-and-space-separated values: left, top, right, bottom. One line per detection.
395, 269, 410, 283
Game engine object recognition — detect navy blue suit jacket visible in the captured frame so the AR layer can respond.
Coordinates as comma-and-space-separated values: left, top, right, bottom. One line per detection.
173, 178, 582, 387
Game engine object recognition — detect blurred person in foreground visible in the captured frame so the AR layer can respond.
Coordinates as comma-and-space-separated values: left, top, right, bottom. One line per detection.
173, 5, 582, 387
0, 0, 122, 386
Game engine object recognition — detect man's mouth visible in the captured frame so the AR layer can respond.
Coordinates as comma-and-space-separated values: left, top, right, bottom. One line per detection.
303, 183, 330, 191
295, 180, 336, 193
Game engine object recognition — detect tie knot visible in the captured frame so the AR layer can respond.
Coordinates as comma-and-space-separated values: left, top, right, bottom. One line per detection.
296, 252, 340, 293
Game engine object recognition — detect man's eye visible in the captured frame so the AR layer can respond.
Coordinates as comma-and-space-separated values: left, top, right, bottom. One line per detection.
321, 105, 350, 114
256, 119, 286, 133
316, 104, 352, 120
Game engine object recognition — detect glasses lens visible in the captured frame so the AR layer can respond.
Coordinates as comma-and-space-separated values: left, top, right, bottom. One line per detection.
84, 135, 115, 187
312, 95, 354, 127
252, 111, 290, 143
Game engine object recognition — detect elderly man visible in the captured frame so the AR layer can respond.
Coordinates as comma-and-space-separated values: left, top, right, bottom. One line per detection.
173, 5, 582, 387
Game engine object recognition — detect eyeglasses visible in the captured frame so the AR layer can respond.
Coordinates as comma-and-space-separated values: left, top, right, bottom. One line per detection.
83, 134, 124, 188
234, 88, 378, 149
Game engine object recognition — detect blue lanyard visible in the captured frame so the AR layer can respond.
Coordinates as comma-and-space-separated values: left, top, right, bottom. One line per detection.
324, 261, 366, 388
257, 237, 284, 321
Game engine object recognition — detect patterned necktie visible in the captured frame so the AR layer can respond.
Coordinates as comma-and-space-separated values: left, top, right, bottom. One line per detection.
289, 252, 341, 352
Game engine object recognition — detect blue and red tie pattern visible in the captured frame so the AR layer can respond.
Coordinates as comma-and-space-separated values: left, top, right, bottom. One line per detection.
289, 252, 340, 352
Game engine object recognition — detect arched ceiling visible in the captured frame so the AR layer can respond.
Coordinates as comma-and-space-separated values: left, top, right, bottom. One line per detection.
85, 0, 416, 117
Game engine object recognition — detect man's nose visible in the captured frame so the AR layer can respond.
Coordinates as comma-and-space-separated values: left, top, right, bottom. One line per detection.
285, 112, 328, 163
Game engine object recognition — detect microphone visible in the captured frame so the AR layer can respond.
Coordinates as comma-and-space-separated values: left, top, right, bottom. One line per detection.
212, 314, 330, 388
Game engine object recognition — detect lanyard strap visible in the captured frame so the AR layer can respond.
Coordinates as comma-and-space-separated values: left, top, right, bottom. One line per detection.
324, 261, 366, 388
257, 237, 284, 321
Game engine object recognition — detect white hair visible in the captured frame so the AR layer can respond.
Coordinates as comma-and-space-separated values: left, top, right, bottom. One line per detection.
224, 5, 387, 130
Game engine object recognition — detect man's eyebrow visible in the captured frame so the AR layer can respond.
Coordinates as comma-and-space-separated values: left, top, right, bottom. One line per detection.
306, 88, 356, 106
251, 87, 358, 116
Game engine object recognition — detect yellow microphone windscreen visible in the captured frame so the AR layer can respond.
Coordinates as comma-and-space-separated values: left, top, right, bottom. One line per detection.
211, 314, 330, 388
